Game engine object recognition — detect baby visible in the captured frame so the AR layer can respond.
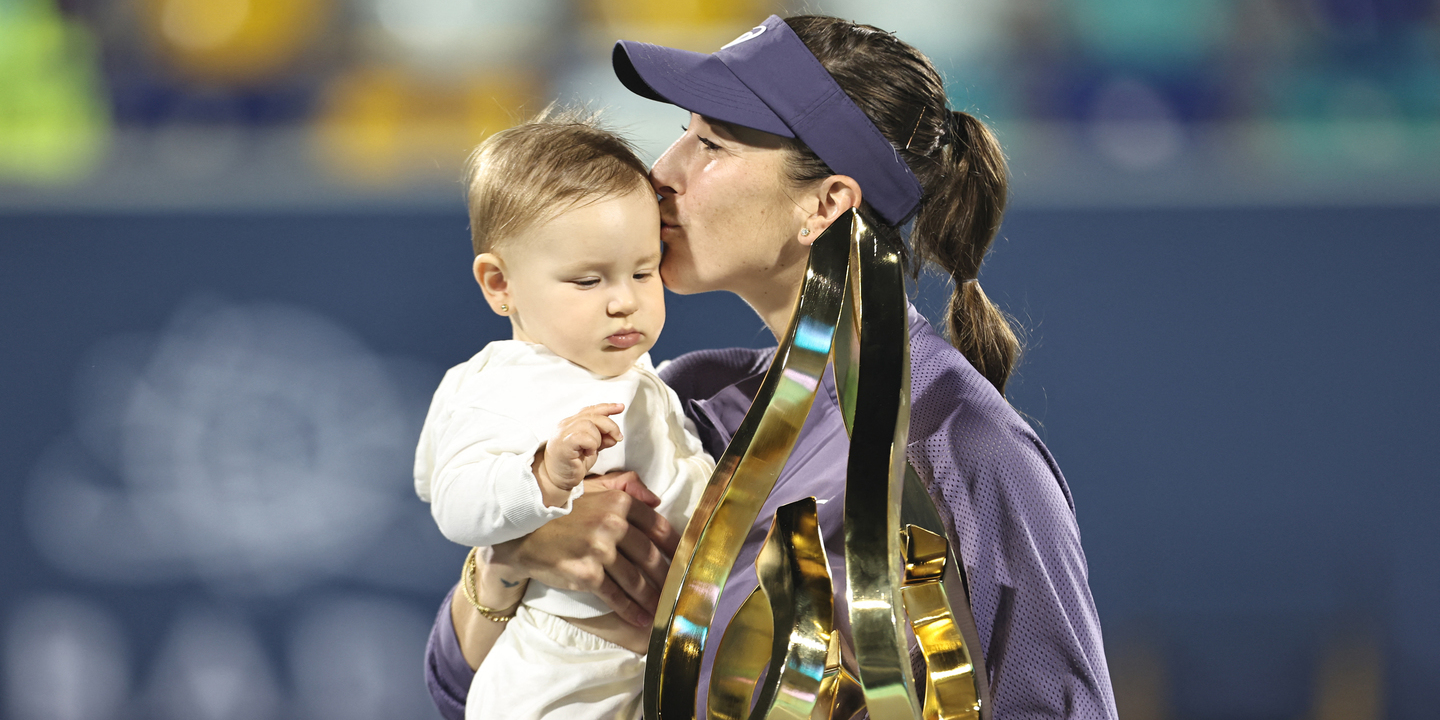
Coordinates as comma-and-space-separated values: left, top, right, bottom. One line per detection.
413, 109, 714, 719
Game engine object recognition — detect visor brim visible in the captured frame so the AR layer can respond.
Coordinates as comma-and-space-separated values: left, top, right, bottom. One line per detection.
613, 40, 795, 138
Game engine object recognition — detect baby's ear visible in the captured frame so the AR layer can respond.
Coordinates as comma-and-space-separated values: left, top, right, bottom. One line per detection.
473, 253, 512, 317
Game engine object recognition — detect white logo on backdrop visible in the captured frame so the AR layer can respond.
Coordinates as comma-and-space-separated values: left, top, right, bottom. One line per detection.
13, 297, 450, 719
25, 296, 446, 594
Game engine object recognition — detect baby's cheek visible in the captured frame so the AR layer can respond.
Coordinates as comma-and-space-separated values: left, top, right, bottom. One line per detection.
652, 295, 667, 334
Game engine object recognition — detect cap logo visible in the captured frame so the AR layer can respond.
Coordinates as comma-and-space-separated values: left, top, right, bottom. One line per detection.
721, 25, 766, 49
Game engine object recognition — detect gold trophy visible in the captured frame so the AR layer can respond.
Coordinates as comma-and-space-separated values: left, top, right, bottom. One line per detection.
644, 210, 989, 720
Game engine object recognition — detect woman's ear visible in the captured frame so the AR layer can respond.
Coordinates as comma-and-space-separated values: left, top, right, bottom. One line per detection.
800, 175, 863, 245
473, 253, 512, 316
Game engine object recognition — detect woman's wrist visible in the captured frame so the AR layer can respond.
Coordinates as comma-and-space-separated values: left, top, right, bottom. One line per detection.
450, 546, 529, 672
470, 546, 528, 612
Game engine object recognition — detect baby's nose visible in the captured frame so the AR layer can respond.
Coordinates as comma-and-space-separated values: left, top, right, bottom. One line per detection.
608, 288, 638, 315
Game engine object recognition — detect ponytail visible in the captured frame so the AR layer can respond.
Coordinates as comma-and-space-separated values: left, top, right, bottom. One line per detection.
913, 111, 1020, 394
782, 15, 1023, 395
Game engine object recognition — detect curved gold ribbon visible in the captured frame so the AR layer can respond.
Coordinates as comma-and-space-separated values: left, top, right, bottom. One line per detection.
708, 498, 835, 720
707, 587, 770, 720
812, 637, 866, 720
901, 525, 981, 720
836, 212, 922, 718
648, 209, 985, 720
900, 468, 986, 720
832, 214, 985, 720
750, 498, 834, 720
644, 213, 853, 720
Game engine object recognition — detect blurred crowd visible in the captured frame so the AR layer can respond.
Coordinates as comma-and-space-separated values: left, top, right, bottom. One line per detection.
2, 0, 1438, 194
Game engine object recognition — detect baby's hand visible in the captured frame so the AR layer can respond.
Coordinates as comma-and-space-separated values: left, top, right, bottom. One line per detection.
534, 403, 625, 506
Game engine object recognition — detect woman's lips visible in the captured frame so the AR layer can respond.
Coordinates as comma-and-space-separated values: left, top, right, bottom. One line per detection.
607, 331, 642, 349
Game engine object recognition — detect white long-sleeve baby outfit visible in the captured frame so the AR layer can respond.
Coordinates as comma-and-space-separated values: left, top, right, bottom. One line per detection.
415, 340, 714, 720
415, 339, 712, 618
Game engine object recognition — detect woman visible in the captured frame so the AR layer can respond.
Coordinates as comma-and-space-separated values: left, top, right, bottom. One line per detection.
427, 15, 1117, 719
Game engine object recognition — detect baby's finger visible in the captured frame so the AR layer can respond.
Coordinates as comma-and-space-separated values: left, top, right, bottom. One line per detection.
589, 415, 623, 450
576, 403, 625, 418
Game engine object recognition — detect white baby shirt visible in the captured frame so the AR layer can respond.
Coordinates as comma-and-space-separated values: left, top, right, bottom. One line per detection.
414, 340, 714, 619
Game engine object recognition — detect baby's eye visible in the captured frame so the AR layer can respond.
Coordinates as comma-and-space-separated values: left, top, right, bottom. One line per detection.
633, 271, 653, 280
571, 278, 600, 288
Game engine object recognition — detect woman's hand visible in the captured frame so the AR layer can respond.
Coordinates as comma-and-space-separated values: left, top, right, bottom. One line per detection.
492, 470, 680, 627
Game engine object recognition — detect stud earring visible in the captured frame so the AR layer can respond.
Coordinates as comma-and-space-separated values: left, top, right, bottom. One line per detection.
500, 304, 508, 312
800, 228, 811, 237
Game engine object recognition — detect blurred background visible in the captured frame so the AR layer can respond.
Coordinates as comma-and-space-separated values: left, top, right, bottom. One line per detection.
1, 0, 1437, 718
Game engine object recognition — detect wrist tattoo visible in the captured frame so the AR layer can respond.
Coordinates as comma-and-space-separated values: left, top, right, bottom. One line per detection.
500, 578, 521, 588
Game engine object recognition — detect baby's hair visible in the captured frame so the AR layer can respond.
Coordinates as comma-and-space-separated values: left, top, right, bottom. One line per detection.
464, 105, 651, 256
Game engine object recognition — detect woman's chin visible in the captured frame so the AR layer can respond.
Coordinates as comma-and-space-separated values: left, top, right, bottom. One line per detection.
660, 265, 702, 295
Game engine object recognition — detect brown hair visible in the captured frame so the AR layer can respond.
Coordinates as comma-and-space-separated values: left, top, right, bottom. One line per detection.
464, 106, 651, 256
781, 16, 1021, 394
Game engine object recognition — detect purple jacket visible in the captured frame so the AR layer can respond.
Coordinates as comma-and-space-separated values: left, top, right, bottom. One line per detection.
425, 308, 1117, 719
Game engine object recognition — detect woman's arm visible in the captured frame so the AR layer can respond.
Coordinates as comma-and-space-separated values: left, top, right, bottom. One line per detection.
423, 472, 679, 717
921, 422, 1117, 719
453, 547, 529, 670
424, 549, 528, 720
424, 588, 473, 720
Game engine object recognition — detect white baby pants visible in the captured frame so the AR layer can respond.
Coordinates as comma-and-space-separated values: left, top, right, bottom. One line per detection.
465, 606, 644, 720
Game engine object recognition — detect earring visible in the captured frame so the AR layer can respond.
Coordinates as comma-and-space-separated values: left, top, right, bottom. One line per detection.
800, 228, 811, 237
500, 304, 508, 312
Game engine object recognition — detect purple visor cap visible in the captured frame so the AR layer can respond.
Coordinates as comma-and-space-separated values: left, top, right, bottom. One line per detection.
614, 15, 923, 227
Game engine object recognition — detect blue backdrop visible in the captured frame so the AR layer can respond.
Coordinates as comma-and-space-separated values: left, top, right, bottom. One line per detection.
2, 205, 1436, 719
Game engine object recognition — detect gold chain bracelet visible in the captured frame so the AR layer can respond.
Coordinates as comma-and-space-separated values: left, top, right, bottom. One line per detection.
460, 547, 522, 623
